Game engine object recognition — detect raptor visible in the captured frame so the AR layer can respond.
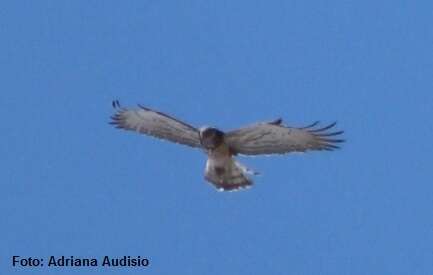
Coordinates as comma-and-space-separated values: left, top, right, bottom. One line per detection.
110, 101, 344, 191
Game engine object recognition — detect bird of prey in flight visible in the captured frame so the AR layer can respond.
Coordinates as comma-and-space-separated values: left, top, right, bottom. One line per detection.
110, 100, 344, 192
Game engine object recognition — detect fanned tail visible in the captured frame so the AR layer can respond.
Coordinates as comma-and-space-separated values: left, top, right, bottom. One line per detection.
205, 158, 254, 192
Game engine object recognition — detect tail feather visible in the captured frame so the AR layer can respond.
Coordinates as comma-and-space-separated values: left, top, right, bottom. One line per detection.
205, 158, 254, 192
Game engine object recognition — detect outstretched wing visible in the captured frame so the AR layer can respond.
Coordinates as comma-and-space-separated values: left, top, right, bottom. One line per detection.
225, 120, 344, 155
110, 101, 202, 148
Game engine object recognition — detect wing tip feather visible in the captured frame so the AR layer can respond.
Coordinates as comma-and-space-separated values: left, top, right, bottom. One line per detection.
299, 121, 345, 152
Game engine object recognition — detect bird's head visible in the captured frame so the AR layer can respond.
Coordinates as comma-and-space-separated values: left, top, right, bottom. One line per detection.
199, 127, 225, 150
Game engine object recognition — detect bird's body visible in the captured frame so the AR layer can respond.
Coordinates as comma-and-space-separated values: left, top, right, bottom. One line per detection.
203, 137, 253, 191
110, 101, 344, 192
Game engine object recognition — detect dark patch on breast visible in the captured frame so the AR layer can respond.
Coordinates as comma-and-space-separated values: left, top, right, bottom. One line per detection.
214, 167, 225, 176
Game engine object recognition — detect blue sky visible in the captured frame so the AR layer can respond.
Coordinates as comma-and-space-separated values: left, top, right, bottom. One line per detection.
2, 0, 433, 274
